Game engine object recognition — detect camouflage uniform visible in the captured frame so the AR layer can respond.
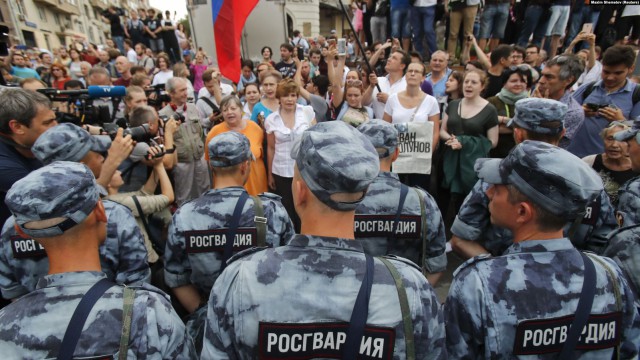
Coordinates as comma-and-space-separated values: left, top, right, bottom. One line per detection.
355, 120, 447, 273
202, 122, 446, 359
452, 99, 617, 255
0, 162, 196, 359
0, 200, 150, 299
445, 141, 640, 358
616, 176, 640, 228
165, 131, 294, 296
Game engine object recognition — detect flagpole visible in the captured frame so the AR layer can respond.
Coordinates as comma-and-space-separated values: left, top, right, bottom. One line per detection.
337, 0, 381, 92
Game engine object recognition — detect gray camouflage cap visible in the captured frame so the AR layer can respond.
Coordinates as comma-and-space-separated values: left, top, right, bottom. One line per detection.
507, 98, 566, 135
32, 123, 111, 164
613, 119, 640, 142
475, 141, 603, 219
357, 119, 398, 158
291, 121, 379, 211
5, 161, 101, 238
208, 131, 255, 167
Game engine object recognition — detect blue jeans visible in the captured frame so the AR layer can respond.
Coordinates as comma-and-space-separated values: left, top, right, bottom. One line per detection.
479, 3, 510, 39
112, 36, 125, 54
411, 5, 438, 57
391, 7, 412, 39
566, 7, 600, 50
516, 5, 549, 47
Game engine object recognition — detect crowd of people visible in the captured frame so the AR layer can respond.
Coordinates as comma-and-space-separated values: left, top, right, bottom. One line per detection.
0, 0, 640, 358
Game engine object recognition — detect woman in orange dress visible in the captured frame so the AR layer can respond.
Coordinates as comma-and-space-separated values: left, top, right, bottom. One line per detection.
205, 95, 268, 195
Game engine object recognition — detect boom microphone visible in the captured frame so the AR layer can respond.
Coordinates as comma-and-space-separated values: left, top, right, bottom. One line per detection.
38, 86, 126, 98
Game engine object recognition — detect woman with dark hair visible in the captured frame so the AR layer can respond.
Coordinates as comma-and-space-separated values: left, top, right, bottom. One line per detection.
442, 70, 465, 115
487, 65, 533, 158
151, 53, 173, 86
68, 48, 83, 80
261, 46, 276, 67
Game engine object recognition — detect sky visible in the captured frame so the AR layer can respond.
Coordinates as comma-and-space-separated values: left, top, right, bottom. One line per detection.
149, 0, 188, 21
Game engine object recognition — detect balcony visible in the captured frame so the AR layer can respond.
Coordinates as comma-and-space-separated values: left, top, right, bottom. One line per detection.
89, 0, 108, 11
57, 0, 80, 16
32, 0, 59, 7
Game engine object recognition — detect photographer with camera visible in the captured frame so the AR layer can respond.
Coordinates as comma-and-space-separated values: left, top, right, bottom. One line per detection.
196, 69, 232, 132
116, 103, 178, 191
159, 77, 209, 206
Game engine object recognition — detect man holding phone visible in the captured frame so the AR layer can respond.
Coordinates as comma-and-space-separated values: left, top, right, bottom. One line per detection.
568, 45, 640, 158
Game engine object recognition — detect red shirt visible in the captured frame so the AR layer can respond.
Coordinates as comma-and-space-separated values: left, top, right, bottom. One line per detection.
113, 77, 131, 87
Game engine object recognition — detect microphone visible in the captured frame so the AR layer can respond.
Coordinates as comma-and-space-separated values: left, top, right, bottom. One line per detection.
37, 86, 126, 98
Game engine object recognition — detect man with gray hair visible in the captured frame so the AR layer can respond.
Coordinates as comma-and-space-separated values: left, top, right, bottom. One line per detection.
159, 77, 209, 205
0, 88, 57, 226
533, 54, 585, 148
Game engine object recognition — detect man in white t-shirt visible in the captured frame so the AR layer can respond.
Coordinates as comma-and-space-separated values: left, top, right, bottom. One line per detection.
124, 39, 137, 64
366, 49, 409, 119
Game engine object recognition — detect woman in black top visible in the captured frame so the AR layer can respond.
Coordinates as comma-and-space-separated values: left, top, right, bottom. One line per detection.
582, 121, 636, 206
158, 12, 181, 64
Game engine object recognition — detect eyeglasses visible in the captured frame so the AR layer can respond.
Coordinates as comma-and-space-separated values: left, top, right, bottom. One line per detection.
508, 65, 530, 72
346, 79, 363, 86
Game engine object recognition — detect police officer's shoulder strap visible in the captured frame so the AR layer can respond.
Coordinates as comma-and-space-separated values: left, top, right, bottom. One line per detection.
343, 254, 374, 360
559, 252, 597, 359
118, 286, 136, 360
411, 187, 428, 277
221, 191, 251, 271
389, 184, 410, 244
58, 278, 117, 360
251, 195, 267, 247
378, 257, 415, 360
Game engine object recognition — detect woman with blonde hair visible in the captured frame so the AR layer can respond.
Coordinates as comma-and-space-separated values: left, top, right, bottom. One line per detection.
205, 95, 268, 195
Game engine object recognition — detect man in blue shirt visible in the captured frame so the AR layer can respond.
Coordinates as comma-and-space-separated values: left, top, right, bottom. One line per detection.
9, 52, 40, 81
568, 45, 640, 158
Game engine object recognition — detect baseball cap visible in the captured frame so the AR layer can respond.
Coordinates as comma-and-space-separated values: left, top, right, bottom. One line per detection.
291, 121, 379, 211
182, 50, 192, 57
208, 131, 255, 167
5, 162, 101, 238
475, 141, 603, 219
507, 98, 566, 135
32, 123, 111, 165
613, 119, 640, 142
357, 119, 399, 158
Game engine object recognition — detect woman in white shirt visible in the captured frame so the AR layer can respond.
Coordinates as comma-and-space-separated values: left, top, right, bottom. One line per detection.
265, 79, 316, 231
151, 53, 173, 86
242, 83, 262, 121
383, 62, 440, 189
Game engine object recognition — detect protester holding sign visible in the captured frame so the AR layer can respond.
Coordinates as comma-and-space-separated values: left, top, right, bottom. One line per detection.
383, 62, 440, 189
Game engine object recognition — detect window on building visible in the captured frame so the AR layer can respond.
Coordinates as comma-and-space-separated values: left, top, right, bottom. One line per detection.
44, 34, 51, 52
84, 5, 91, 18
38, 7, 47, 22
54, 13, 60, 25
16, 0, 27, 17
68, 0, 77, 5
22, 30, 36, 47
89, 27, 95, 43
0, 7, 5, 22
78, 22, 85, 34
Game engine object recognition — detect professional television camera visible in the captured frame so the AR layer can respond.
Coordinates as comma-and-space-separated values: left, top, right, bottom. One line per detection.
145, 83, 171, 108
37, 86, 126, 126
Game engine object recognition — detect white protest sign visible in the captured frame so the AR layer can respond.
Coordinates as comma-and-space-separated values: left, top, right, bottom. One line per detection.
392, 122, 434, 175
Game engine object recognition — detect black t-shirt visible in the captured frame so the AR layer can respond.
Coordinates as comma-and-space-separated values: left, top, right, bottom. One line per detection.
0, 140, 42, 226
275, 61, 297, 78
483, 72, 503, 98
107, 12, 124, 36
145, 18, 160, 35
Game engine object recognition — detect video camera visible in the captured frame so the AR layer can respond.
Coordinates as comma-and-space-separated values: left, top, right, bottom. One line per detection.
37, 86, 126, 126
145, 83, 171, 108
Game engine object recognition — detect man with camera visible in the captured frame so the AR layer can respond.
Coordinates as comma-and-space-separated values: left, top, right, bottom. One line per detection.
196, 69, 233, 132
119, 105, 179, 192
159, 77, 209, 206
